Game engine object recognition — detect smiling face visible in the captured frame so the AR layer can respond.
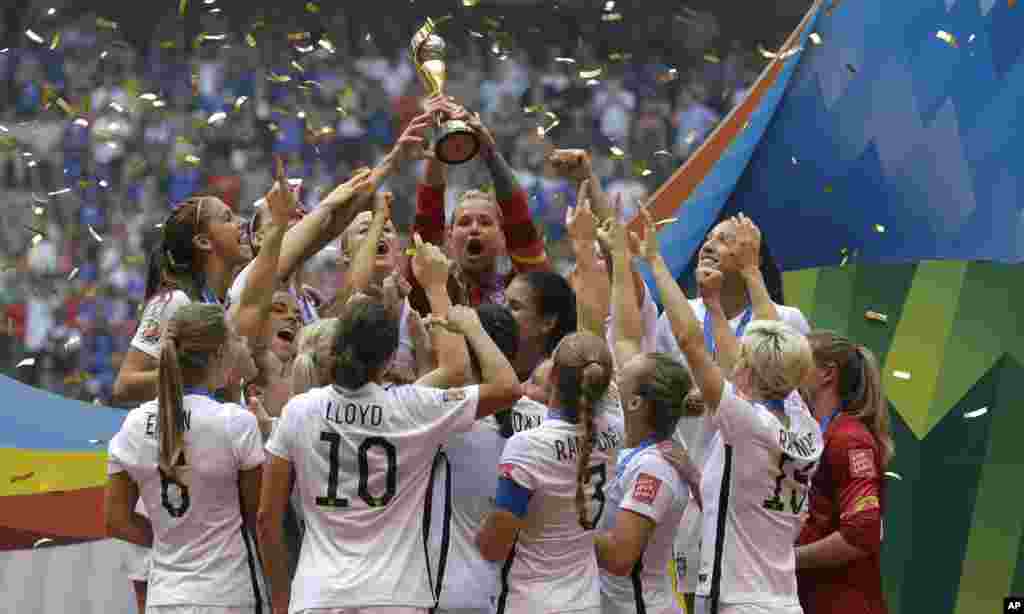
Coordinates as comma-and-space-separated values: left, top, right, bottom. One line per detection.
698, 219, 741, 274
448, 199, 503, 275
196, 197, 248, 268
268, 291, 301, 363
342, 210, 398, 271
505, 276, 554, 351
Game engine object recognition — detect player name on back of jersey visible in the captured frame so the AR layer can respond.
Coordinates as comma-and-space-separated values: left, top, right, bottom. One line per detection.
325, 401, 384, 427
779, 428, 818, 459
145, 411, 191, 437
554, 428, 622, 463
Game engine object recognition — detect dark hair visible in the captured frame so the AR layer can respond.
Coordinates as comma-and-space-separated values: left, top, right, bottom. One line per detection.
517, 271, 578, 355
332, 299, 399, 389
635, 353, 695, 440
474, 303, 520, 365
552, 332, 613, 530
144, 197, 215, 302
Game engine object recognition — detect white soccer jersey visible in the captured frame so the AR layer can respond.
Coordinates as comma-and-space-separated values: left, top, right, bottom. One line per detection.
265, 383, 481, 613
695, 383, 822, 608
130, 290, 192, 359
430, 397, 549, 612
600, 446, 689, 614
496, 411, 625, 614
107, 394, 266, 607
654, 296, 810, 594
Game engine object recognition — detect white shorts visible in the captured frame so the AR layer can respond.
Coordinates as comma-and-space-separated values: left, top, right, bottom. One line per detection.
147, 607, 256, 614
296, 609, 428, 614
694, 598, 803, 614
120, 542, 152, 582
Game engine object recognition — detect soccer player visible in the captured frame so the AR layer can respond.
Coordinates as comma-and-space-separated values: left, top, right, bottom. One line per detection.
105, 303, 267, 613
637, 211, 821, 614
796, 332, 892, 614
504, 271, 578, 381
594, 210, 698, 614
257, 297, 521, 614
476, 331, 625, 614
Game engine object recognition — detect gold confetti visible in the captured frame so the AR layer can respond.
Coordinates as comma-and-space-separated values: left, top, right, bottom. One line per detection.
964, 407, 989, 419
33, 538, 54, 548
810, 32, 823, 45
179, 0, 188, 16
139, 92, 158, 101
608, 52, 632, 62
160, 40, 177, 49
936, 30, 958, 48
555, 57, 576, 64
268, 72, 292, 83
245, 33, 256, 47
609, 146, 625, 159
641, 169, 653, 177
468, 31, 485, 39
318, 38, 336, 53
88, 225, 103, 243
32, 234, 43, 246
654, 150, 672, 157
824, 184, 833, 193
56, 98, 73, 115
305, 1, 320, 12
656, 218, 679, 227
288, 32, 311, 43
25, 30, 44, 44
874, 223, 886, 233
405, 248, 417, 256
183, 154, 200, 165
267, 122, 280, 132
208, 111, 227, 125
153, 100, 167, 108
291, 60, 305, 74
884, 471, 902, 480
523, 105, 545, 114
96, 16, 118, 30
579, 67, 604, 79
11, 471, 35, 483
68, 267, 79, 281
49, 32, 61, 50
17, 358, 35, 368
864, 310, 888, 323
703, 53, 721, 64
683, 130, 697, 146
33, 206, 44, 215
892, 370, 912, 381
601, 12, 623, 21
463, 0, 479, 6
234, 96, 248, 110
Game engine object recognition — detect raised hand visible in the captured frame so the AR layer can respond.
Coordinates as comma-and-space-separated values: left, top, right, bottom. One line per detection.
463, 110, 497, 154
411, 233, 451, 290
547, 148, 592, 182
733, 212, 762, 273
265, 156, 298, 227
630, 206, 661, 262
393, 111, 436, 165
439, 304, 483, 336
321, 167, 374, 210
566, 189, 598, 243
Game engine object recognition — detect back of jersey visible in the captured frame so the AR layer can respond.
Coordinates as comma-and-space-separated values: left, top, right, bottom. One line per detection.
497, 412, 624, 614
108, 396, 265, 608
266, 382, 480, 612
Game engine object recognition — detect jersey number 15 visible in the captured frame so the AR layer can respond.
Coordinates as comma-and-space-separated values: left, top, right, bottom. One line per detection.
316, 431, 398, 509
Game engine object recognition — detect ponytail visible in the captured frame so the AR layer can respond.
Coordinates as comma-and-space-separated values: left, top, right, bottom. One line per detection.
574, 362, 609, 530
158, 334, 187, 480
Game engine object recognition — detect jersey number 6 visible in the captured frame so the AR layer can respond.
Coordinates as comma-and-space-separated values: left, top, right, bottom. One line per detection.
316, 431, 398, 508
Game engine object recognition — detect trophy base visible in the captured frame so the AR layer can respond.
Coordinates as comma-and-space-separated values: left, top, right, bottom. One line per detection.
435, 120, 480, 165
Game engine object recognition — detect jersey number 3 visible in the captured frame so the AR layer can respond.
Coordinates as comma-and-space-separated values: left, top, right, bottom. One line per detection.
159, 467, 191, 518
316, 431, 398, 508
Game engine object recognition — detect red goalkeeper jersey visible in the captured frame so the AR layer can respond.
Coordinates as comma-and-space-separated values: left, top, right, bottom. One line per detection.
797, 414, 888, 614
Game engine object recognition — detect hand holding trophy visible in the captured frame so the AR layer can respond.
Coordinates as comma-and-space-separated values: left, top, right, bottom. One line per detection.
410, 18, 480, 165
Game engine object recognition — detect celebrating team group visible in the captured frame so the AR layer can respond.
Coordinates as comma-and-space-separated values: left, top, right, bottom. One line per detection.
103, 94, 891, 614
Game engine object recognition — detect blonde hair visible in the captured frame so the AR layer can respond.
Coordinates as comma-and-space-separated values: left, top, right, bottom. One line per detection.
735, 320, 813, 401
807, 331, 894, 467
158, 303, 227, 480
552, 332, 613, 530
449, 189, 502, 226
290, 318, 341, 396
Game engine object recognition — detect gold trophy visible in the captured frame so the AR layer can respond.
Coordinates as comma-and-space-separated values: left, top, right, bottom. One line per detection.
410, 19, 480, 165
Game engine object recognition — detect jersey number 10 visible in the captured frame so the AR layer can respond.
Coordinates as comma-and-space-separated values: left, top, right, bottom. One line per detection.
316, 431, 398, 508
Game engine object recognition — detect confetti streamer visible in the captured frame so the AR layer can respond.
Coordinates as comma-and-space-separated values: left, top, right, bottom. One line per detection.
963, 407, 989, 419
139, 93, 158, 101
88, 225, 104, 243
17, 358, 36, 368
656, 218, 679, 227
96, 17, 118, 30
245, 33, 256, 47
33, 538, 54, 548
11, 471, 35, 483
608, 52, 632, 62
318, 38, 336, 53
884, 471, 902, 480
234, 96, 248, 110
291, 60, 305, 74
268, 73, 292, 83
25, 30, 44, 44
463, 0, 480, 6
703, 53, 721, 64
864, 310, 888, 323
653, 150, 672, 157
208, 111, 227, 125
810, 32, 823, 45
468, 31, 485, 39
609, 146, 625, 159
49, 32, 61, 50
579, 67, 604, 79
33, 206, 44, 215
601, 13, 623, 22
892, 370, 912, 381
555, 57, 576, 64
67, 267, 79, 281
874, 223, 886, 233
153, 100, 167, 108
183, 154, 200, 165
48, 188, 71, 196
179, 0, 188, 16
305, 2, 320, 12
936, 30, 958, 48
31, 234, 43, 246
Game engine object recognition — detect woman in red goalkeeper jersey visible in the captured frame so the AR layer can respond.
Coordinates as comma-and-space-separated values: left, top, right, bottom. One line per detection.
796, 331, 894, 614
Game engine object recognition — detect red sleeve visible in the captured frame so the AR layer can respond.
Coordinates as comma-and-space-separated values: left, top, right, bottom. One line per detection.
829, 422, 884, 555
413, 183, 446, 247
499, 188, 550, 273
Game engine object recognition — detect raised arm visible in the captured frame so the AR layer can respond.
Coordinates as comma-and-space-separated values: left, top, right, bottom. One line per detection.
734, 213, 778, 322
337, 192, 393, 308
697, 266, 742, 374
413, 96, 457, 246
412, 234, 469, 389
609, 202, 644, 369
232, 158, 297, 341
566, 184, 609, 337
440, 305, 522, 419
637, 210, 725, 412
548, 148, 613, 222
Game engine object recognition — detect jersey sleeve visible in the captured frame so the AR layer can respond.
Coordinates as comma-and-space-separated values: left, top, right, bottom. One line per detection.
497, 432, 540, 492
501, 189, 549, 273
619, 457, 684, 524
227, 405, 265, 471
265, 396, 301, 462
712, 382, 770, 447
780, 305, 811, 336
130, 291, 191, 359
394, 385, 480, 436
829, 423, 884, 554
107, 409, 144, 475
605, 278, 659, 363
226, 261, 253, 311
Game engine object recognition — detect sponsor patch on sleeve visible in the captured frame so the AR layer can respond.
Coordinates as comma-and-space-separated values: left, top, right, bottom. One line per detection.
443, 389, 467, 403
848, 448, 877, 479
632, 472, 662, 505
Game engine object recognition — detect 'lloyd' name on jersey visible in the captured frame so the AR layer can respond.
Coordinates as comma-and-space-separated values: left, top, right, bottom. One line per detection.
144, 411, 191, 437
554, 429, 622, 462
778, 428, 818, 459
325, 401, 385, 427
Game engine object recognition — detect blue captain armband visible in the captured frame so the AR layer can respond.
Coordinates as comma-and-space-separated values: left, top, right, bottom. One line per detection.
495, 476, 533, 518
